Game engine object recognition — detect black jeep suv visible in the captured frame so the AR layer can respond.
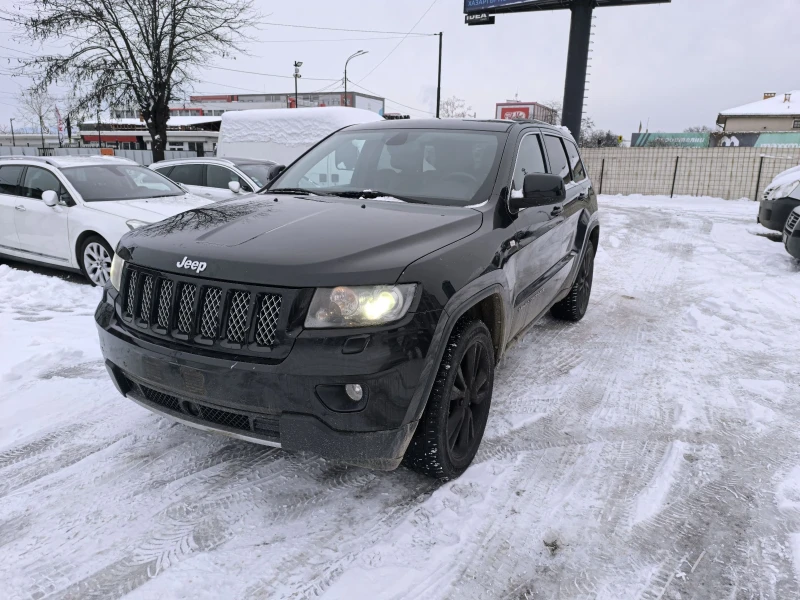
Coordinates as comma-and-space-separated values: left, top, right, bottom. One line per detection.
95, 119, 599, 479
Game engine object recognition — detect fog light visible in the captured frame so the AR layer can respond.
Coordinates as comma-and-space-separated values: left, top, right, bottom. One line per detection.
345, 384, 364, 402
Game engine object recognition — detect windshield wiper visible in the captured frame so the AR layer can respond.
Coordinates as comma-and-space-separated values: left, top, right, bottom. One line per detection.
325, 190, 426, 204
266, 188, 323, 196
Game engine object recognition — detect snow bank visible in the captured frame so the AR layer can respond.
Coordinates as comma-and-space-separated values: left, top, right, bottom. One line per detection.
218, 107, 382, 147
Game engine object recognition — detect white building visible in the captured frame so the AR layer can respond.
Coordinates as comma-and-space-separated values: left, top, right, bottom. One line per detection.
717, 91, 800, 132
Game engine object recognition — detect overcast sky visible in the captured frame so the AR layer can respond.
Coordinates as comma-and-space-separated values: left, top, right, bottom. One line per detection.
0, 0, 798, 136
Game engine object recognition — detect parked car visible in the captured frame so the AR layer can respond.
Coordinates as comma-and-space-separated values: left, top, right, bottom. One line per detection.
95, 118, 599, 479
785, 206, 800, 260
0, 155, 212, 285
758, 166, 800, 231
150, 157, 283, 201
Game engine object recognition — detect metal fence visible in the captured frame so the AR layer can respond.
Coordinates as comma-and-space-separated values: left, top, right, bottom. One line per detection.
0, 146, 196, 165
581, 147, 800, 201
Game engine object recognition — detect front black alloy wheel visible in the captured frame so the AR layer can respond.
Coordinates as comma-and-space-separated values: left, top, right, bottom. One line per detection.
551, 239, 595, 322
403, 319, 495, 480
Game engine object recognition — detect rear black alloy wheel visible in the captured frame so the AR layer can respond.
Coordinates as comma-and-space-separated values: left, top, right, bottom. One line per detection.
551, 239, 595, 322
403, 319, 495, 480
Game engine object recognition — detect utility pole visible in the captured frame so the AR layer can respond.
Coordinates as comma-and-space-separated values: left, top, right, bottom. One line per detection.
436, 32, 443, 118
344, 50, 368, 107
293, 61, 303, 108
561, 0, 594, 139
9, 118, 15, 146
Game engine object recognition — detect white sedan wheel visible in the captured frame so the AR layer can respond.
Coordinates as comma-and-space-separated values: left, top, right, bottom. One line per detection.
83, 241, 112, 286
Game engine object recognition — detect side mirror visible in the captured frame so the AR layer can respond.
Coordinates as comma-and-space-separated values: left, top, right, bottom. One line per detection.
228, 181, 242, 194
267, 164, 286, 182
509, 173, 565, 212
42, 190, 59, 207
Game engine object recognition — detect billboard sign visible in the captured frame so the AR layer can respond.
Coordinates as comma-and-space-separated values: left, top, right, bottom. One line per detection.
498, 105, 531, 120
465, 12, 496, 25
709, 132, 800, 148
465, 0, 532, 12
631, 132, 710, 148
465, 0, 670, 13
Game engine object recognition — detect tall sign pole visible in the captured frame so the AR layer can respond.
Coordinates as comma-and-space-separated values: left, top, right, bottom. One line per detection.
436, 32, 443, 118
561, 0, 593, 139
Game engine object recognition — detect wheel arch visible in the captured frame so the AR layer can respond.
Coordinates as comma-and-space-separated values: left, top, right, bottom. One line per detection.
74, 230, 114, 267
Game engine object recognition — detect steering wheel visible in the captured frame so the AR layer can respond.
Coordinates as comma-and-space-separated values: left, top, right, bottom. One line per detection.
443, 172, 478, 185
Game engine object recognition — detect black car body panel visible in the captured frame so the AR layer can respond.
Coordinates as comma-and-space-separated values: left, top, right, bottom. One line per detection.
758, 196, 800, 232
97, 118, 600, 470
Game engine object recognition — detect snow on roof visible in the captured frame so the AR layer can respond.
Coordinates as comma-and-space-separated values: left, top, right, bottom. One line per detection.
219, 107, 383, 146
720, 91, 800, 117
105, 116, 222, 127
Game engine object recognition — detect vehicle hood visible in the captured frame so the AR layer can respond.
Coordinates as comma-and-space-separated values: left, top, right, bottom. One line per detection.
121, 194, 483, 287
767, 166, 800, 191
85, 193, 214, 223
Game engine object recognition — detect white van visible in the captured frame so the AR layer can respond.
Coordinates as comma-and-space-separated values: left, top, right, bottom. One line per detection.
216, 107, 383, 167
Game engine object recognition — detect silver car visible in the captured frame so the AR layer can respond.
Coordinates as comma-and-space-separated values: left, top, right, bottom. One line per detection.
149, 157, 280, 201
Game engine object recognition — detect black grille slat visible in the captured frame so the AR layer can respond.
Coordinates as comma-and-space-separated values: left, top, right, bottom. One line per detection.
125, 270, 139, 318
198, 406, 251, 431
139, 384, 181, 413
787, 212, 800, 234
226, 291, 251, 344
157, 279, 174, 330
200, 288, 222, 339
139, 275, 155, 323
255, 294, 282, 347
178, 283, 197, 334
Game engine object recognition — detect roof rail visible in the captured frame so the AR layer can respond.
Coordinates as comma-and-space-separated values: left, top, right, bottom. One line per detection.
0, 155, 60, 167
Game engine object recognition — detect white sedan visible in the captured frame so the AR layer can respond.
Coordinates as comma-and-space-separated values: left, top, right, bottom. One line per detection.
0, 155, 213, 285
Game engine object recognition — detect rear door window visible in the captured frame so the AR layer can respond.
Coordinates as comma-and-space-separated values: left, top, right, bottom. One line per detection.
544, 135, 573, 185
0, 165, 25, 196
167, 164, 204, 186
564, 139, 587, 182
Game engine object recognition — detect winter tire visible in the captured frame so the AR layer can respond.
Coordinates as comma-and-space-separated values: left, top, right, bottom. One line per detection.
79, 236, 114, 287
403, 319, 495, 480
551, 239, 595, 322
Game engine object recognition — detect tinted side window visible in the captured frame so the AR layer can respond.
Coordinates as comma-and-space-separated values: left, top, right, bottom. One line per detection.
564, 139, 587, 182
152, 166, 174, 178
20, 167, 63, 200
167, 164, 204, 186
207, 165, 246, 190
544, 135, 572, 185
511, 134, 546, 194
0, 165, 25, 196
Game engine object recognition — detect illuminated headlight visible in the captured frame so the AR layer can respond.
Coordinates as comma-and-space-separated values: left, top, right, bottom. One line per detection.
305, 284, 417, 328
126, 219, 149, 230
110, 254, 125, 291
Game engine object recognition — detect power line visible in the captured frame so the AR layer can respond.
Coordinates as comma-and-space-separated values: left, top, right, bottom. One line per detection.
257, 36, 420, 43
211, 65, 339, 82
346, 79, 434, 116
358, 0, 440, 83
262, 22, 435, 36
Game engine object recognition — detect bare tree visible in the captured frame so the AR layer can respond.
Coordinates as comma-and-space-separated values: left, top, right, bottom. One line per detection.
8, 0, 258, 160
17, 88, 54, 148
440, 96, 476, 119
684, 125, 713, 133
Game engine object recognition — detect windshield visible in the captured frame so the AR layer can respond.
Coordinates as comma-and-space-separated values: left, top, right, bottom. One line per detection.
237, 164, 274, 188
269, 129, 506, 206
62, 165, 184, 202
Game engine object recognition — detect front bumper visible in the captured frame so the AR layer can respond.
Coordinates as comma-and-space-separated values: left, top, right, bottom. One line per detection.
758, 197, 800, 232
786, 228, 800, 260
96, 289, 441, 470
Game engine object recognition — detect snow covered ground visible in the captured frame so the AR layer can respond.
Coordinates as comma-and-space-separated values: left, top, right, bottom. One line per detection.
1, 194, 799, 600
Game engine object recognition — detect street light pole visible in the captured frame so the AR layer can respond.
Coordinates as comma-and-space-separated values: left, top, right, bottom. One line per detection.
9, 118, 15, 146
293, 61, 303, 108
436, 32, 443, 118
344, 50, 368, 107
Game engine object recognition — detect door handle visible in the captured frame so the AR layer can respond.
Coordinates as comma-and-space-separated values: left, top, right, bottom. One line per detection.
15, 205, 26, 211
